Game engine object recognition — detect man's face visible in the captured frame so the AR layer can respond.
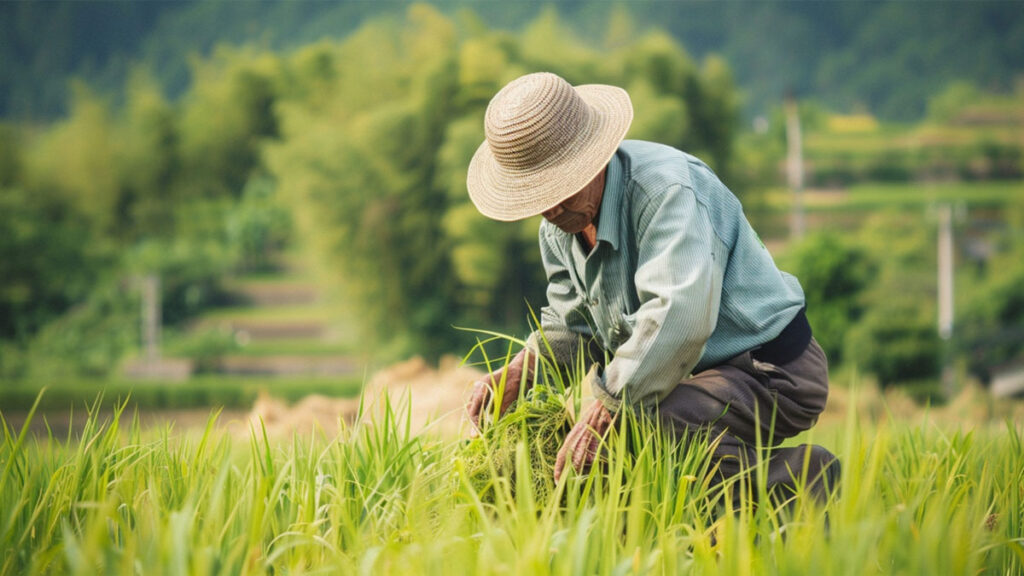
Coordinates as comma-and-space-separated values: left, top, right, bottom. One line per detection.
541, 169, 605, 234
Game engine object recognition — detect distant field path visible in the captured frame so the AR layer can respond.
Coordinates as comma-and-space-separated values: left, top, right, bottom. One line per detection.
193, 266, 365, 378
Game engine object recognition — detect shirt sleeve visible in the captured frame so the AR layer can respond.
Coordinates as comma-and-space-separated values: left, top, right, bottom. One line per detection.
592, 182, 723, 411
527, 228, 596, 367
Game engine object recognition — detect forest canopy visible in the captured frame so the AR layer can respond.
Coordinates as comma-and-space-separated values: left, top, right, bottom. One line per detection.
2, 0, 1023, 122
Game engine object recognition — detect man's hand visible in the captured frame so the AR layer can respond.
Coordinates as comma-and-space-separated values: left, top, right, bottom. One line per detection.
554, 400, 615, 482
466, 348, 534, 434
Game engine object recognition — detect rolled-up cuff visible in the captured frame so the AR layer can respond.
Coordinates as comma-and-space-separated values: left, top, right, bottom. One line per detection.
525, 329, 590, 367
587, 364, 622, 413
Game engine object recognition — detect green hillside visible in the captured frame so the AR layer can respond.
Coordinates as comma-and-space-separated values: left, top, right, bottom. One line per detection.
2, 1, 1023, 121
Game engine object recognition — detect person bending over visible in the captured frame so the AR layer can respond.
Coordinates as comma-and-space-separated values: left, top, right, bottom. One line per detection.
464, 72, 839, 498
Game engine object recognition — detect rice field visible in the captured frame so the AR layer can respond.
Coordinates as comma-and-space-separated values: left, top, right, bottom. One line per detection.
2, 378, 1022, 576
746, 179, 1023, 242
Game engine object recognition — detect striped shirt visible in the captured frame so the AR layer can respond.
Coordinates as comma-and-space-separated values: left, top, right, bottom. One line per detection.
533, 140, 805, 411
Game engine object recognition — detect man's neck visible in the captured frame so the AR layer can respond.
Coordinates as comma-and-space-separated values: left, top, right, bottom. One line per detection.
578, 224, 598, 253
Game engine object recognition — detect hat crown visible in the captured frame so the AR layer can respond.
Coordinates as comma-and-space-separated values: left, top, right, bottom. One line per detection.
484, 72, 590, 171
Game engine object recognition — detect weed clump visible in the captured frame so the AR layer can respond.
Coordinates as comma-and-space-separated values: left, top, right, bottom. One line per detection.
460, 385, 573, 503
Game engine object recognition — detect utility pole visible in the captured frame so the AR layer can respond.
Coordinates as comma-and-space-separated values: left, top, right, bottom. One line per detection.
784, 94, 805, 241
124, 272, 191, 381
142, 274, 161, 365
937, 203, 955, 397
937, 204, 954, 341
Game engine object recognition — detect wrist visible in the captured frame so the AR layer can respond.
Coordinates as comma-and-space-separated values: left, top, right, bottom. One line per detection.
586, 364, 621, 413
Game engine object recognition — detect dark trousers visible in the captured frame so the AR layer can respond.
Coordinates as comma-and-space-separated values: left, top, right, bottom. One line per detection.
656, 338, 839, 502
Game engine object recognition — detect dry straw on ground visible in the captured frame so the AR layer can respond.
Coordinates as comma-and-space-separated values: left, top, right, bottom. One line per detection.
245, 355, 484, 437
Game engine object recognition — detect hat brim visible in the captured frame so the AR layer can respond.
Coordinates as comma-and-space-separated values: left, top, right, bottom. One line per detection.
466, 83, 633, 222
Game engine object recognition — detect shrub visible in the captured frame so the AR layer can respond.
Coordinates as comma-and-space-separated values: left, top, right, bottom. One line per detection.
779, 232, 874, 366
23, 281, 139, 379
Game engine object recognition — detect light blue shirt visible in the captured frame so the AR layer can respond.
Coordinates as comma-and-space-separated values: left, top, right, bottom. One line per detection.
532, 140, 805, 410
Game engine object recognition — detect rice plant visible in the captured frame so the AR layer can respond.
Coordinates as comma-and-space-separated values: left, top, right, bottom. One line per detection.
2, 373, 1022, 575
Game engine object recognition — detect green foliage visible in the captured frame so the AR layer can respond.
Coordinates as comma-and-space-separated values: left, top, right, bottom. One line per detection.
1, 389, 1021, 574
0, 1, 168, 120
267, 5, 742, 359
19, 281, 140, 379
958, 202, 1024, 382
0, 41, 296, 376
0, 376, 363, 412
767, 184, 1024, 391
116, 71, 181, 238
844, 213, 942, 388
0, 124, 22, 186
162, 324, 239, 374
267, 6, 463, 359
437, 116, 542, 329
125, 232, 235, 328
927, 81, 983, 123
810, 2, 1024, 119
847, 309, 943, 393
21, 49, 283, 245
178, 50, 281, 200
801, 85, 1024, 186
6, 2, 1024, 123
25, 84, 123, 239
805, 133, 1024, 187
225, 177, 293, 273
779, 232, 874, 365
0, 186, 102, 340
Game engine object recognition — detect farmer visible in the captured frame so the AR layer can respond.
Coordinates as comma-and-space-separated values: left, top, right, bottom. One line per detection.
464, 72, 839, 498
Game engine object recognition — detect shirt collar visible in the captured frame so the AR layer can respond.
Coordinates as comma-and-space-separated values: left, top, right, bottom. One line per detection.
595, 150, 624, 251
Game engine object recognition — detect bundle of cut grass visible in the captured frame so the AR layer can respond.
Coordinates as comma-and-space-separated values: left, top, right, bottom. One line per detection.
460, 385, 573, 503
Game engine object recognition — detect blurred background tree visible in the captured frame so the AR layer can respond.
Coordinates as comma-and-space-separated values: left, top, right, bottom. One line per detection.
265, 4, 743, 357
777, 232, 874, 367
957, 202, 1024, 385
845, 213, 943, 389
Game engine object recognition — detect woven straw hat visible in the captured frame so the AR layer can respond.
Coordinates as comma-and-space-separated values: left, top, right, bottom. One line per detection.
467, 72, 633, 221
